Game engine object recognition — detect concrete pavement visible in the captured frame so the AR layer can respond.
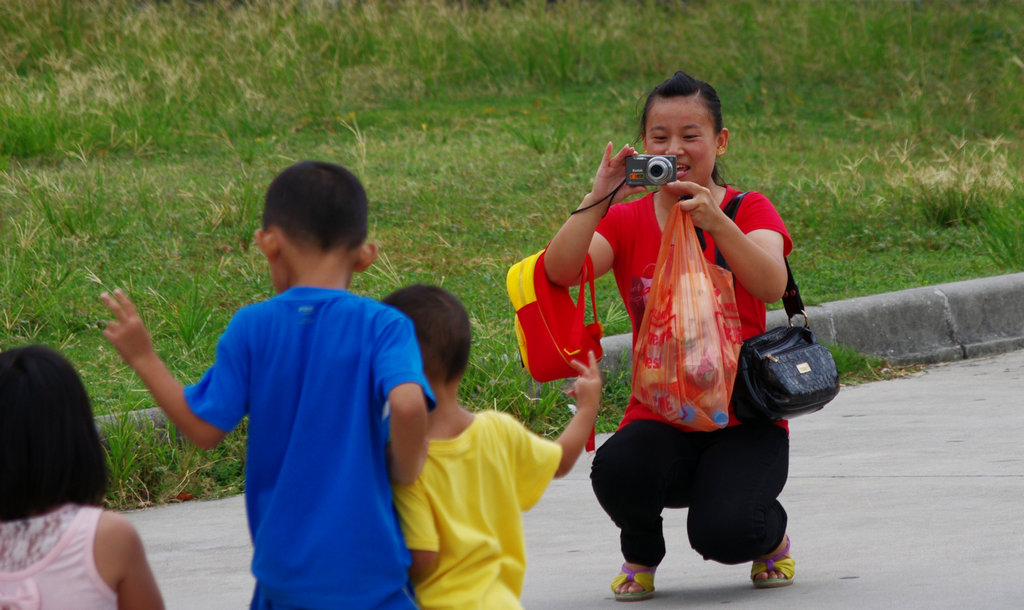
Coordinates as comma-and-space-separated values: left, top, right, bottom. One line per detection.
520, 348, 1024, 609
126, 348, 1024, 609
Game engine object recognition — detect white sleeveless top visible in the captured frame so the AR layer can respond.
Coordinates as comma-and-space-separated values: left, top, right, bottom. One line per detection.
0, 504, 118, 609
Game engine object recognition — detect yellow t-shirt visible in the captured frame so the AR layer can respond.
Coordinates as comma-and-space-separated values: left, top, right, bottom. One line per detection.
392, 410, 562, 610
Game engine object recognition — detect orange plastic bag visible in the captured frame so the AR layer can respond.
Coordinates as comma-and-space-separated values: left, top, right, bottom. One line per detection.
632, 205, 744, 431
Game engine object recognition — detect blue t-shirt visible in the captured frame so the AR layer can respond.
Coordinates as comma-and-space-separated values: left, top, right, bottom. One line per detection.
184, 286, 434, 609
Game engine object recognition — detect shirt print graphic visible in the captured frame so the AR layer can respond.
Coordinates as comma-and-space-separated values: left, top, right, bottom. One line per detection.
628, 263, 657, 328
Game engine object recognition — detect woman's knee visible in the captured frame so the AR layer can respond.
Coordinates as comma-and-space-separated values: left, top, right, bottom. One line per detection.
687, 504, 739, 563
591, 421, 686, 518
687, 500, 787, 564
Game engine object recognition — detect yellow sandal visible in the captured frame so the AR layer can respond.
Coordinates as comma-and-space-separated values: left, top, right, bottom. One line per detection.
751, 536, 795, 588
611, 564, 656, 602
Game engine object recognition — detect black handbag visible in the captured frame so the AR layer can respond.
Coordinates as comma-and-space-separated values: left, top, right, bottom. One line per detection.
731, 260, 840, 422
702, 193, 840, 423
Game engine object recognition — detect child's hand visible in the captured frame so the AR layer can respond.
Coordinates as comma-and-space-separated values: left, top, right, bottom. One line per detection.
555, 351, 603, 474
101, 289, 226, 450
100, 289, 156, 369
567, 351, 602, 414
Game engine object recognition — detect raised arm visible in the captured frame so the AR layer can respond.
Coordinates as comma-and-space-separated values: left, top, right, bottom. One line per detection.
544, 142, 646, 287
101, 290, 226, 450
554, 351, 603, 478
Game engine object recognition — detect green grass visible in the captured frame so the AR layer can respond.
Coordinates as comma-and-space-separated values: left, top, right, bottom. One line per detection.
102, 414, 247, 508
1, 0, 1022, 508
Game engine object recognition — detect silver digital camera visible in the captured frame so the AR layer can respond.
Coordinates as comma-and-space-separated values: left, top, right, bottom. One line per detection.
625, 154, 677, 186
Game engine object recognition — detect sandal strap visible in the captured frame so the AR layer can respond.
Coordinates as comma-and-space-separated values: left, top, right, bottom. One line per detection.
612, 563, 658, 597
762, 536, 791, 572
619, 563, 657, 583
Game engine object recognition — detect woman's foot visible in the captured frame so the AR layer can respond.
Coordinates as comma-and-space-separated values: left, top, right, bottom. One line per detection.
751, 535, 795, 588
611, 562, 656, 601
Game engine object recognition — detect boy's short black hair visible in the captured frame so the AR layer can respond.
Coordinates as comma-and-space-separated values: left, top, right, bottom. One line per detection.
382, 284, 471, 385
0, 345, 108, 520
263, 160, 368, 251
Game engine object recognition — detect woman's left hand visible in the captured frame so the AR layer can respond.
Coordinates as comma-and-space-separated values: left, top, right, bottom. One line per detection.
658, 181, 726, 233
660, 182, 789, 303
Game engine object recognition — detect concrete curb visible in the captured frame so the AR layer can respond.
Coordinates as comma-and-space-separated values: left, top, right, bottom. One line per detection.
600, 272, 1024, 372
94, 408, 169, 446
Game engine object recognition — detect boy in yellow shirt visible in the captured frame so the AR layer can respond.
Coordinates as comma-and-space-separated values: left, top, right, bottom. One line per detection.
383, 284, 601, 609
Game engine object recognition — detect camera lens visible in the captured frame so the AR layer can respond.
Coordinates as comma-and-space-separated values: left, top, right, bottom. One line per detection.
646, 156, 673, 185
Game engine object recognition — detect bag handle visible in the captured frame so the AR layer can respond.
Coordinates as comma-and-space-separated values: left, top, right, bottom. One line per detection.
707, 192, 807, 325
566, 254, 598, 354
573, 255, 600, 453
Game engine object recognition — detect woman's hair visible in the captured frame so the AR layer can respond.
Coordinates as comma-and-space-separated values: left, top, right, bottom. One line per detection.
638, 71, 726, 185
0, 345, 108, 520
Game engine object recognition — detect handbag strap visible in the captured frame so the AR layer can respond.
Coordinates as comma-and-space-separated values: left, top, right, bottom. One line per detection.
702, 192, 806, 323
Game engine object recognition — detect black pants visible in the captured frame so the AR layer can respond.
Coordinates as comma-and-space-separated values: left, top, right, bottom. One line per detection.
590, 419, 789, 567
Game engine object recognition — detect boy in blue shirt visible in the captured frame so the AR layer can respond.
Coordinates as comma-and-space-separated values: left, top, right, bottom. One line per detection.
101, 160, 433, 609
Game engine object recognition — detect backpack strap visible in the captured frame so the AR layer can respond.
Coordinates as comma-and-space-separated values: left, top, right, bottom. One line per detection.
701, 191, 805, 323
566, 253, 599, 353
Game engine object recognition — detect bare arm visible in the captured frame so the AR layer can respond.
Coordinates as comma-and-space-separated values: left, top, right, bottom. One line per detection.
554, 352, 603, 478
93, 511, 165, 610
544, 142, 646, 287
661, 183, 788, 304
707, 227, 787, 303
409, 549, 438, 577
386, 382, 429, 485
101, 290, 226, 450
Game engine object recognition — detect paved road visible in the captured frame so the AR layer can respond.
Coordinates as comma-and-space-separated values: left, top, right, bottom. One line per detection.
127, 349, 1024, 609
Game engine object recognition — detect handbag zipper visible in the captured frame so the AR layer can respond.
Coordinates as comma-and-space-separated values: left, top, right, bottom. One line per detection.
761, 341, 812, 362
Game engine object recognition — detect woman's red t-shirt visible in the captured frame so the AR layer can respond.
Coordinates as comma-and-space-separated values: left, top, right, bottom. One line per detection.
596, 187, 793, 431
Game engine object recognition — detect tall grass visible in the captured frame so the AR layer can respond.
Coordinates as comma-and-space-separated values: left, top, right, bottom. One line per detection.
2, 0, 1022, 507
981, 192, 1024, 269
3, 1, 1022, 156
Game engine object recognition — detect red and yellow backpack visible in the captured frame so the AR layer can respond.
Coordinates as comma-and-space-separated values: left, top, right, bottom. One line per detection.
505, 250, 604, 382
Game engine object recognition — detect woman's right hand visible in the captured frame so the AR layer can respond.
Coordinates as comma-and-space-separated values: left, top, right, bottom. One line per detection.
547, 142, 639, 287
585, 142, 646, 210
